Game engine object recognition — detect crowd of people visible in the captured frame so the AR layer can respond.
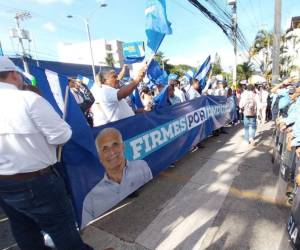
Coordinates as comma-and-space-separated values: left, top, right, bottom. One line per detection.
1, 54, 297, 249
268, 77, 300, 249
69, 65, 275, 148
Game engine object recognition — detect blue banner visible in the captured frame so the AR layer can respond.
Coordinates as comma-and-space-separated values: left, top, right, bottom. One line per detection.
15, 62, 236, 229
77, 95, 234, 227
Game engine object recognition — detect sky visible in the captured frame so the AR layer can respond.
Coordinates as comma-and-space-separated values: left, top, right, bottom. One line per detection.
0, 0, 299, 71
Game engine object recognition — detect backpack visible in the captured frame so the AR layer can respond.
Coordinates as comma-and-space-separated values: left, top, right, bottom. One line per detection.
244, 94, 256, 116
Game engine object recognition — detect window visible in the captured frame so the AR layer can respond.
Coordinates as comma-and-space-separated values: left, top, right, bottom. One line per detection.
105, 44, 112, 51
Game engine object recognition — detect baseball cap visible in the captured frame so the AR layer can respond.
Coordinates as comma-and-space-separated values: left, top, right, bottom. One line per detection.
0, 57, 19, 73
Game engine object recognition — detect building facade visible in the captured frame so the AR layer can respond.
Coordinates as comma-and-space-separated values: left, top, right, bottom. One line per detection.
58, 39, 124, 68
285, 16, 300, 78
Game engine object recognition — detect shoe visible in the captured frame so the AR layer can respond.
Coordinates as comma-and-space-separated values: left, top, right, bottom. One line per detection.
191, 146, 199, 152
220, 130, 229, 134
169, 164, 176, 168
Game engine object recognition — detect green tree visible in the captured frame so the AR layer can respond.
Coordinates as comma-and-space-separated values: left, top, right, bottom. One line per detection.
211, 53, 222, 75
250, 30, 273, 78
169, 64, 193, 77
237, 61, 254, 82
105, 53, 115, 67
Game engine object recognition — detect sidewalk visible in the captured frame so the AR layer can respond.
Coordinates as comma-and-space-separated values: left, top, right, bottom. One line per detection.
82, 123, 292, 250
0, 123, 292, 250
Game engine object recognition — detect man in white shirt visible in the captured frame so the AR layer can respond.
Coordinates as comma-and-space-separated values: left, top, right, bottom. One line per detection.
91, 67, 146, 127
257, 85, 269, 124
0, 57, 92, 250
186, 79, 201, 100
170, 79, 186, 102
82, 127, 152, 227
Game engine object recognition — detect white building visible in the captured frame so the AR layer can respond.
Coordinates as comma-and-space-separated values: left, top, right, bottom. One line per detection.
58, 39, 124, 68
285, 16, 300, 78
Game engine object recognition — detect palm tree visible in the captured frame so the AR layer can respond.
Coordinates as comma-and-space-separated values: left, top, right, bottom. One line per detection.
280, 30, 300, 78
250, 30, 273, 76
237, 61, 254, 82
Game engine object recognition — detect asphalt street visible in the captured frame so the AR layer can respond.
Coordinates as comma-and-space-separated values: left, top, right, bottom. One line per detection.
0, 123, 295, 250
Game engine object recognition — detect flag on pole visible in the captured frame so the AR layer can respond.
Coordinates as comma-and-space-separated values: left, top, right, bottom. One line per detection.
145, 0, 172, 53
147, 59, 164, 82
194, 55, 211, 88
29, 65, 100, 226
184, 69, 195, 81
123, 41, 145, 64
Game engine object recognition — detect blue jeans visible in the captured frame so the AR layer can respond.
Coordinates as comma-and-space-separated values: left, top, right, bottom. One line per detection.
0, 169, 92, 250
243, 116, 257, 141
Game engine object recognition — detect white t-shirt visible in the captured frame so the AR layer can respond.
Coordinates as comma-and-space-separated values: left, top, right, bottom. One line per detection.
186, 86, 201, 100
91, 84, 135, 127
0, 82, 72, 175
257, 89, 269, 107
174, 87, 186, 102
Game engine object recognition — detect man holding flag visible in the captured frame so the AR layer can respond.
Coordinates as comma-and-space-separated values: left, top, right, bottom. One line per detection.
91, 66, 146, 127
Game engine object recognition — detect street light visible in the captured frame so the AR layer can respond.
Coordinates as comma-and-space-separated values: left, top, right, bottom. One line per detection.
67, 1, 107, 81
67, 15, 97, 81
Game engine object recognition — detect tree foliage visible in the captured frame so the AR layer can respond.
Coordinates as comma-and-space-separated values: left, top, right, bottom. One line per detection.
237, 61, 254, 82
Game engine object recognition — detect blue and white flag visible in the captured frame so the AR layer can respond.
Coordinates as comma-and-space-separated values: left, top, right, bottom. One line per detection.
147, 59, 163, 82
130, 88, 144, 110
145, 0, 172, 53
153, 85, 170, 109
156, 70, 168, 86
194, 55, 211, 88
184, 69, 195, 81
123, 41, 145, 64
77, 75, 94, 89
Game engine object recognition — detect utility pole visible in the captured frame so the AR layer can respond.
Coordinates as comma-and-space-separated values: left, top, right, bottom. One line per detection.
272, 0, 281, 85
229, 0, 237, 88
13, 11, 31, 73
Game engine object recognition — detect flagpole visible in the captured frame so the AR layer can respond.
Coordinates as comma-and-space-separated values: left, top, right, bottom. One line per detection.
57, 85, 70, 162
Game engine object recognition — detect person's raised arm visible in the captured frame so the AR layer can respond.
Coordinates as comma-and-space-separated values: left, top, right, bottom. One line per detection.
117, 64, 128, 81
117, 66, 146, 101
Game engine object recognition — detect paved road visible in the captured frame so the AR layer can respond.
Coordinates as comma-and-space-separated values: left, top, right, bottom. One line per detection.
0, 123, 295, 250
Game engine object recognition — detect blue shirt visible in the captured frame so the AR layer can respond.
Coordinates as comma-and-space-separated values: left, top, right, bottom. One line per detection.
81, 160, 153, 227
283, 102, 298, 125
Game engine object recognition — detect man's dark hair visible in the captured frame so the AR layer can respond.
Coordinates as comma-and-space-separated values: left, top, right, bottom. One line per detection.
168, 82, 175, 90
247, 84, 255, 92
169, 79, 180, 87
0, 71, 12, 80
96, 70, 116, 85
141, 86, 150, 94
